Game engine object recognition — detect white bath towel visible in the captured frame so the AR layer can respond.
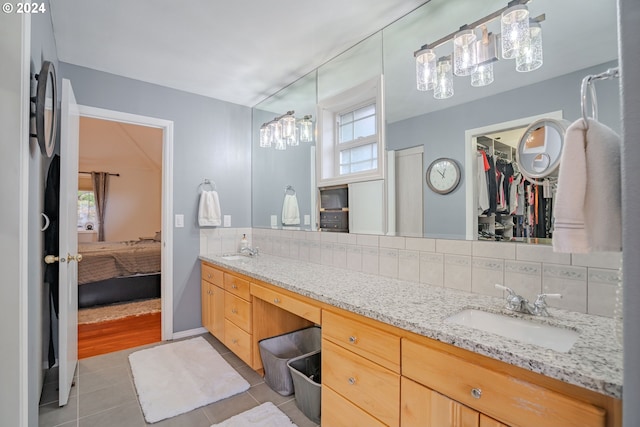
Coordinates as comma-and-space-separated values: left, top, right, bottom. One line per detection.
282, 194, 300, 225
553, 118, 621, 253
198, 190, 222, 227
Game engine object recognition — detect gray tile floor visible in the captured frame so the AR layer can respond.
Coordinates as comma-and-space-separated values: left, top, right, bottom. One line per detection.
38, 334, 319, 427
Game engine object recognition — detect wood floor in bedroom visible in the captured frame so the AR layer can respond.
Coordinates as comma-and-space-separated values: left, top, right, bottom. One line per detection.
78, 312, 161, 359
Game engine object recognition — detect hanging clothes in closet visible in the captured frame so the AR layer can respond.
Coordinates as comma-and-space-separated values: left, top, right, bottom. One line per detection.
477, 146, 554, 241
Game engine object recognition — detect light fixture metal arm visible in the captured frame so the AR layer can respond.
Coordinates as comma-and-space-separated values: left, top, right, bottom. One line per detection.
415, 0, 533, 55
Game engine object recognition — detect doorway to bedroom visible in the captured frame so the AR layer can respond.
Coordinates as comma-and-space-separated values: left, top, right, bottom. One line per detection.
75, 110, 171, 358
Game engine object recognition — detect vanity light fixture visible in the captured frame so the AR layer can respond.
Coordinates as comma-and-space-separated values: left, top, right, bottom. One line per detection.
298, 115, 314, 143
413, 0, 544, 100
259, 111, 315, 149
434, 56, 454, 99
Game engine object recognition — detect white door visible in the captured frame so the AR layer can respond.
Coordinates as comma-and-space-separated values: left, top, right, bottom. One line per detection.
58, 79, 80, 406
396, 147, 424, 237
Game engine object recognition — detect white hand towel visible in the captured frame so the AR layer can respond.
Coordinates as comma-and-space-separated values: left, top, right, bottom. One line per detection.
198, 190, 222, 227
553, 118, 621, 253
282, 194, 300, 225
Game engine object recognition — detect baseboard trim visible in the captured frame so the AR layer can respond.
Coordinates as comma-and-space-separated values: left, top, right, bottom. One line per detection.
172, 327, 207, 340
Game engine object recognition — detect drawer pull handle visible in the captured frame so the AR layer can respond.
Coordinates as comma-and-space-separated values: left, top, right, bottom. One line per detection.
274, 298, 281, 304
207, 274, 212, 279
348, 377, 356, 385
232, 338, 238, 344
348, 336, 357, 344
231, 308, 238, 314
471, 388, 482, 399
232, 284, 238, 289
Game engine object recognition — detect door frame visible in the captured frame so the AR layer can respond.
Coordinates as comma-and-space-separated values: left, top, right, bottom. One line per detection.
78, 105, 174, 340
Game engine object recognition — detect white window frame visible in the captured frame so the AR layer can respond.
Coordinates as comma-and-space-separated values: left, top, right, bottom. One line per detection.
335, 100, 378, 175
317, 75, 385, 186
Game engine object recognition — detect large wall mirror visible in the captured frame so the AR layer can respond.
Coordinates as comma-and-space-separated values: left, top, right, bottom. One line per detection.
251, 0, 620, 243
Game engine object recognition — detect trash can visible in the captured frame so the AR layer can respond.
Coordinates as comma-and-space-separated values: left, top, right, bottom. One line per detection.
287, 350, 321, 424
258, 326, 321, 396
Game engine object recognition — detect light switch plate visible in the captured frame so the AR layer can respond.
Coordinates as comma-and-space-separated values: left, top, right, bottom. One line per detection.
223, 215, 231, 227
175, 214, 184, 228
270, 215, 278, 227
304, 215, 311, 225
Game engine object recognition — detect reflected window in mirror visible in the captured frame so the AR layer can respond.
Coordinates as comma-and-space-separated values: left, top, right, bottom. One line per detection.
317, 76, 385, 187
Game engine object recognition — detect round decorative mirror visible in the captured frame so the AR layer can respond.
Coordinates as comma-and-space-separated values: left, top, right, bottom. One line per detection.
33, 61, 58, 157
516, 118, 569, 183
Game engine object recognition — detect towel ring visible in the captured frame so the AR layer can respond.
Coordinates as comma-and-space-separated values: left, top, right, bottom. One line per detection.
198, 179, 216, 192
580, 76, 598, 129
285, 185, 295, 195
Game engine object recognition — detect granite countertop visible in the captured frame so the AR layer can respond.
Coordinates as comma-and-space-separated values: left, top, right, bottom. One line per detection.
199, 253, 623, 399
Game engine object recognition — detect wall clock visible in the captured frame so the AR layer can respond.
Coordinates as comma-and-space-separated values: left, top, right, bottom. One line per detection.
426, 157, 461, 194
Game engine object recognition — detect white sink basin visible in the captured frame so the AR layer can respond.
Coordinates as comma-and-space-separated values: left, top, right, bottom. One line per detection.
221, 255, 245, 261
444, 309, 579, 353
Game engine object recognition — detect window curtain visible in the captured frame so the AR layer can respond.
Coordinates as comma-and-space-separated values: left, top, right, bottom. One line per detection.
91, 172, 110, 241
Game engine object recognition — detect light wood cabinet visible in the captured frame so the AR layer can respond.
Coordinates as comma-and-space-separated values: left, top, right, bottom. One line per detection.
201, 264, 224, 341
402, 338, 606, 427
201, 260, 620, 427
402, 376, 500, 427
201, 262, 254, 366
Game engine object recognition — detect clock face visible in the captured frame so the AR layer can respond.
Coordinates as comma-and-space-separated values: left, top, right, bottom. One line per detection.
426, 158, 460, 194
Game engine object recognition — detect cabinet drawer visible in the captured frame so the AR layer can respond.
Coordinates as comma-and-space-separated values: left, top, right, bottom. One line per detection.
224, 273, 251, 300
225, 292, 251, 332
402, 339, 605, 427
322, 385, 387, 427
202, 263, 224, 287
251, 284, 321, 324
323, 310, 400, 373
323, 339, 400, 427
224, 319, 252, 366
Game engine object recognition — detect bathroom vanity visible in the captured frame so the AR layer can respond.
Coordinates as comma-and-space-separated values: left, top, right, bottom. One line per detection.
199, 254, 621, 427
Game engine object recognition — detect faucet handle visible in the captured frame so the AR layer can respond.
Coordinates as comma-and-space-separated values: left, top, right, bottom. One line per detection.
494, 284, 517, 297
533, 293, 562, 316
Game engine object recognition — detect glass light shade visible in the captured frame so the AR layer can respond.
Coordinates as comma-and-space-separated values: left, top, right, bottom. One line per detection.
501, 5, 530, 59
287, 127, 299, 146
516, 22, 543, 72
259, 125, 271, 148
298, 115, 313, 143
434, 57, 454, 100
471, 63, 494, 87
453, 29, 477, 76
279, 113, 296, 139
270, 121, 284, 149
415, 48, 436, 91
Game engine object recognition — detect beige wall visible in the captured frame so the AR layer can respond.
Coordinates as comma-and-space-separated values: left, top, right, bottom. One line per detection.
79, 116, 162, 242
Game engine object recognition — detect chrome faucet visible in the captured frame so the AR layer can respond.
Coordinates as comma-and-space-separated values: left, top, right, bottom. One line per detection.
240, 246, 259, 256
495, 284, 561, 317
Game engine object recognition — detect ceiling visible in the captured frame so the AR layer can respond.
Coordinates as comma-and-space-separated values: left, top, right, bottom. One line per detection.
50, 0, 428, 107
79, 116, 162, 172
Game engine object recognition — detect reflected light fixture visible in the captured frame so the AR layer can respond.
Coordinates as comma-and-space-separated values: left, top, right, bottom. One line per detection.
453, 28, 477, 76
434, 56, 454, 99
413, 0, 544, 100
415, 48, 437, 90
501, 4, 530, 59
516, 20, 543, 72
259, 111, 314, 149
298, 115, 314, 143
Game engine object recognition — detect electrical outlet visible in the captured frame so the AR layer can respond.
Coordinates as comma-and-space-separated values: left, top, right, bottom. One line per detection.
304, 215, 311, 225
270, 215, 278, 227
223, 215, 231, 227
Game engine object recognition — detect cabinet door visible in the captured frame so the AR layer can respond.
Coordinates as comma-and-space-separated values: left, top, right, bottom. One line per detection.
210, 285, 225, 341
402, 377, 479, 427
201, 281, 211, 331
480, 414, 510, 427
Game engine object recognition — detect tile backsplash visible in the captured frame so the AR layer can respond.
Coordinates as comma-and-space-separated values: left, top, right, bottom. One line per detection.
200, 228, 622, 318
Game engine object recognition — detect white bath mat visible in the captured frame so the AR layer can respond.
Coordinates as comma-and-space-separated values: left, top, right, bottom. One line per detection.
211, 402, 298, 427
129, 336, 250, 423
